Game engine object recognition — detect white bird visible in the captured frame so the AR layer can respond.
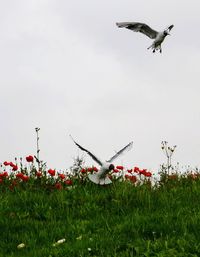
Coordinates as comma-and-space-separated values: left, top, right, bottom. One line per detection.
70, 135, 133, 185
116, 22, 174, 53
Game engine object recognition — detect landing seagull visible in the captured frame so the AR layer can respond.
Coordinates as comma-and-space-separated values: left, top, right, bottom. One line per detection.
70, 135, 133, 185
116, 22, 174, 53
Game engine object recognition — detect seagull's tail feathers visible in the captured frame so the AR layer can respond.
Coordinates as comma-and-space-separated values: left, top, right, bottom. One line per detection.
88, 174, 112, 185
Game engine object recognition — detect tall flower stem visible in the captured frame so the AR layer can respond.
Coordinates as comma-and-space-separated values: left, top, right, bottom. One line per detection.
161, 141, 177, 175
35, 127, 40, 170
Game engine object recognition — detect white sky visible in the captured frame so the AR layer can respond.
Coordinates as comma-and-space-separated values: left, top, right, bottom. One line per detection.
1, 0, 200, 173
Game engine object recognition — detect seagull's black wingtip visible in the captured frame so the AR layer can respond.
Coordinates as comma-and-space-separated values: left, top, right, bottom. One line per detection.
168, 24, 174, 30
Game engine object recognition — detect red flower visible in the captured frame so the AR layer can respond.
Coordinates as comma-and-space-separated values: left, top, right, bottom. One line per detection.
129, 175, 137, 183
116, 166, 124, 170
12, 165, 18, 171
139, 169, 147, 176
0, 172, 8, 178
133, 167, 140, 173
9, 162, 15, 167
36, 171, 42, 177
113, 169, 120, 173
87, 167, 99, 172
9, 162, 18, 171
80, 168, 87, 173
92, 167, 98, 172
26, 155, 34, 162
55, 183, 62, 190
4, 171, 8, 177
48, 169, 56, 176
16, 173, 29, 181
127, 169, 132, 173
64, 179, 73, 186
125, 174, 137, 183
3, 161, 10, 166
16, 173, 24, 179
145, 172, 152, 177
59, 174, 65, 180
87, 167, 93, 172
22, 175, 29, 182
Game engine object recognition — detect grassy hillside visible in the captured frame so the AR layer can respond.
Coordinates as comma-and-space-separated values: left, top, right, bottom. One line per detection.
1, 175, 200, 257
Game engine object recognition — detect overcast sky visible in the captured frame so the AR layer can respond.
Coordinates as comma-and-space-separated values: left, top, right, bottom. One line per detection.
1, 0, 200, 173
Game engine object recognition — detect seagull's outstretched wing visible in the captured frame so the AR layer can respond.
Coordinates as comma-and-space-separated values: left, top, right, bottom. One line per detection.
70, 135, 102, 166
116, 22, 158, 39
107, 141, 133, 163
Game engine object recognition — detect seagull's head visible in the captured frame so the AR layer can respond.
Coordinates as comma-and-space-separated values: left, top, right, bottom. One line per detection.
164, 30, 170, 36
109, 164, 115, 171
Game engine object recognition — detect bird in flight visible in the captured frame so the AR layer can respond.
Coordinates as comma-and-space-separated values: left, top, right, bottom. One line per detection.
70, 135, 133, 185
116, 22, 174, 53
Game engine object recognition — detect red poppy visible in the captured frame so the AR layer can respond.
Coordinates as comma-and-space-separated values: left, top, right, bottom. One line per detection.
127, 169, 133, 173
139, 169, 147, 176
22, 175, 29, 182
129, 175, 137, 183
4, 171, 8, 177
48, 169, 56, 176
26, 155, 34, 162
80, 168, 87, 173
0, 172, 8, 178
87, 168, 93, 172
64, 179, 73, 186
12, 165, 18, 171
3, 161, 10, 166
65, 179, 73, 186
116, 166, 124, 170
92, 167, 98, 172
133, 167, 140, 173
16, 173, 24, 179
113, 169, 120, 173
55, 183, 62, 190
87, 167, 99, 172
59, 174, 65, 180
36, 171, 42, 177
145, 172, 152, 177
125, 174, 137, 183
9, 162, 15, 168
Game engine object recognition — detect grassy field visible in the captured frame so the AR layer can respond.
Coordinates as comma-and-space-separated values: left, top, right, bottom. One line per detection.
1, 175, 200, 257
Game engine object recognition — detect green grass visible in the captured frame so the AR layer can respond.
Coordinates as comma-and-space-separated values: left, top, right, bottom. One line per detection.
1, 178, 200, 256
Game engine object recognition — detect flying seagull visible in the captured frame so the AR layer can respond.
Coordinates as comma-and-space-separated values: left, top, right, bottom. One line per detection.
116, 22, 174, 53
70, 135, 133, 185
